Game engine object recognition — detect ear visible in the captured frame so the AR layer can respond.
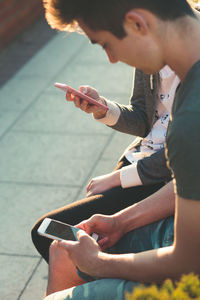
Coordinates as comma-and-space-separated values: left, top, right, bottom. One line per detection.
124, 10, 149, 35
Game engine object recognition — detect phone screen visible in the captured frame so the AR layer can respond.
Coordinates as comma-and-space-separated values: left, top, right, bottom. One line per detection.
45, 221, 79, 241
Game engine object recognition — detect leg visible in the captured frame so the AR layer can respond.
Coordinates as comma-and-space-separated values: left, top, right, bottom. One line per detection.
44, 217, 174, 300
32, 182, 164, 262
44, 278, 139, 300
46, 241, 85, 296
32, 151, 164, 262
108, 216, 174, 255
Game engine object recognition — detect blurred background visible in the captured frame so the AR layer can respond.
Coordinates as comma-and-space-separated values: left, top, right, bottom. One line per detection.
0, 1, 133, 299
1, 1, 200, 299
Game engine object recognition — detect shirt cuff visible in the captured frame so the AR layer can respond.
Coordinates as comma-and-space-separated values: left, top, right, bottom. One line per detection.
120, 163, 142, 188
93, 99, 121, 126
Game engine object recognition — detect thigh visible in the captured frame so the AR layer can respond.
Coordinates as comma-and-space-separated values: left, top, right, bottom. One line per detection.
31, 190, 127, 262
44, 278, 139, 300
108, 182, 165, 211
32, 183, 164, 262
78, 217, 174, 283
108, 216, 174, 255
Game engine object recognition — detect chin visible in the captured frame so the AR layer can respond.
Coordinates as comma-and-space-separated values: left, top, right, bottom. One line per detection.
141, 66, 161, 75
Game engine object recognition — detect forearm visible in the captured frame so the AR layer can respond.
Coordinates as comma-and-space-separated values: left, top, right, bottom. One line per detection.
94, 99, 148, 136
96, 245, 182, 283
95, 69, 151, 137
114, 180, 175, 234
96, 196, 200, 282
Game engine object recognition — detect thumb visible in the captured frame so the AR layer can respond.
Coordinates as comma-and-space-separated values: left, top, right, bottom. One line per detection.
79, 86, 87, 94
76, 229, 89, 241
58, 239, 77, 250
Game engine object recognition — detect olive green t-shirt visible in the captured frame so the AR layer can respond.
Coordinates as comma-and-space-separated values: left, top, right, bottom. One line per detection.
166, 60, 200, 200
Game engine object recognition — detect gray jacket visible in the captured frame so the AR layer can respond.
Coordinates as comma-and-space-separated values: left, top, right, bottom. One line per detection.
111, 69, 172, 185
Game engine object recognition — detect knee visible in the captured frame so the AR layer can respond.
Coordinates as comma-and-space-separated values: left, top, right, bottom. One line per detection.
49, 240, 70, 272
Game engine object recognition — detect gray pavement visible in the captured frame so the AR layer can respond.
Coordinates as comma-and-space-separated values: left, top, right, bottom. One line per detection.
0, 19, 133, 299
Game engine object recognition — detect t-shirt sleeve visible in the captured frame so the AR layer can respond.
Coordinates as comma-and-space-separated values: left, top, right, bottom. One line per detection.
167, 112, 200, 200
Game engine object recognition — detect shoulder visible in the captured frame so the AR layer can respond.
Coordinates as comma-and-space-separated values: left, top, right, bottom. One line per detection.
167, 111, 200, 150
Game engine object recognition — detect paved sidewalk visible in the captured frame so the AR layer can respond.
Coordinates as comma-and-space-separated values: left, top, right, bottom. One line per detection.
0, 19, 133, 300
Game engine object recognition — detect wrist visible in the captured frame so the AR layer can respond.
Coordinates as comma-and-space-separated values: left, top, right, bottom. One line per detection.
95, 252, 116, 278
111, 170, 121, 187
93, 97, 108, 119
94, 99, 120, 126
95, 252, 133, 279
113, 203, 139, 235
120, 163, 142, 188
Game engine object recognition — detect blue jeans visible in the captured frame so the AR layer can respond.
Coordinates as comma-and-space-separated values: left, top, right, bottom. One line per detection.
46, 216, 174, 300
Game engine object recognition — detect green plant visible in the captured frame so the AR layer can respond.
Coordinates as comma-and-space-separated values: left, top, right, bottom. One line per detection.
126, 273, 200, 300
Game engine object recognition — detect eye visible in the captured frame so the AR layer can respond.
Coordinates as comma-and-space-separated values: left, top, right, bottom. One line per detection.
97, 41, 108, 51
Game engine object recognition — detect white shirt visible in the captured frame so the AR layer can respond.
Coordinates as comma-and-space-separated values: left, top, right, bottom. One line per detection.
95, 66, 180, 188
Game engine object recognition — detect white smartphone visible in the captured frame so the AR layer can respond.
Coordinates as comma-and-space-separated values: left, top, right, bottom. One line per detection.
38, 218, 99, 282
54, 82, 108, 111
37, 218, 98, 242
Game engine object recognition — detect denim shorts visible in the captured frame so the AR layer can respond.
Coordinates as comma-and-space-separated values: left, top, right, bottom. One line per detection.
45, 216, 174, 300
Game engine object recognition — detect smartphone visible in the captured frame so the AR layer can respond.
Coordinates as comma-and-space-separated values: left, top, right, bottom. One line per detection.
54, 82, 108, 111
38, 218, 99, 282
37, 218, 98, 242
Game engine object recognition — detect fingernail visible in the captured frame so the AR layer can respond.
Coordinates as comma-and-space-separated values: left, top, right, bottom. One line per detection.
81, 87, 87, 94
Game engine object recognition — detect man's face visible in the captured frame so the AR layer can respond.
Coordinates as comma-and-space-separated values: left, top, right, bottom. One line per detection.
79, 18, 165, 74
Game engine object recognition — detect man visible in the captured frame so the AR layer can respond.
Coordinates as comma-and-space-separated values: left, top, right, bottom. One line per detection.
42, 1, 200, 299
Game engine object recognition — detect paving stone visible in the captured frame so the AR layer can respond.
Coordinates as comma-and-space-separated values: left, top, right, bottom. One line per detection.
0, 110, 20, 136
0, 132, 112, 185
102, 131, 134, 160
54, 59, 133, 97
0, 15, 135, 300
12, 91, 110, 135
0, 255, 40, 300
0, 75, 51, 112
0, 183, 79, 255
19, 260, 48, 300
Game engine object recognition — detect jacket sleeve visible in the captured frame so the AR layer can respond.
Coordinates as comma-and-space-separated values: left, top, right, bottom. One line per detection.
137, 148, 172, 185
110, 69, 151, 137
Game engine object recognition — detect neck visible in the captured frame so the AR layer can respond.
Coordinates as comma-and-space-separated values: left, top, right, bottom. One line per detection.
162, 13, 200, 81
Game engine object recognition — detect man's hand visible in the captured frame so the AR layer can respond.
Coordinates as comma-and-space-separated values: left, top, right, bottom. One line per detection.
77, 214, 124, 251
58, 230, 103, 277
66, 85, 108, 119
86, 170, 121, 197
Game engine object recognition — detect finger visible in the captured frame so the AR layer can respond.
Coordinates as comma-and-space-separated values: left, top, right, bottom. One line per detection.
86, 180, 92, 192
98, 236, 109, 247
58, 239, 77, 250
76, 229, 89, 241
79, 86, 87, 94
86, 191, 93, 197
86, 105, 101, 114
79, 86, 98, 99
76, 221, 92, 235
66, 93, 73, 101
98, 237, 109, 251
80, 100, 90, 112
73, 96, 81, 107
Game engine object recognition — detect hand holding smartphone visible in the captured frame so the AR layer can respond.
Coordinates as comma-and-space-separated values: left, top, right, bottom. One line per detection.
54, 83, 108, 111
37, 218, 99, 242
38, 218, 99, 282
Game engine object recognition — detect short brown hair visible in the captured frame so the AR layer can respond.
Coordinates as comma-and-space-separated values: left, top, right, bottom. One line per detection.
43, 0, 195, 38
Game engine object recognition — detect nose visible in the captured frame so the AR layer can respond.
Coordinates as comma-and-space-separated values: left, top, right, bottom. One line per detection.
105, 49, 118, 64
